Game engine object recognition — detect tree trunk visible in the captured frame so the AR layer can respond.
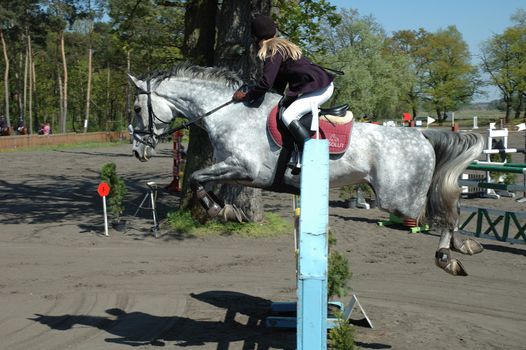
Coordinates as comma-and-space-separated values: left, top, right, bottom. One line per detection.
504, 94, 512, 123
183, 0, 217, 66
181, 0, 271, 223
106, 65, 111, 128
60, 31, 68, 133
1, 29, 10, 128
515, 91, 523, 120
180, 0, 218, 220
84, 46, 92, 133
212, 0, 273, 222
57, 64, 64, 132
125, 50, 131, 127
32, 59, 38, 133
23, 37, 28, 125
27, 35, 33, 135
16, 52, 23, 124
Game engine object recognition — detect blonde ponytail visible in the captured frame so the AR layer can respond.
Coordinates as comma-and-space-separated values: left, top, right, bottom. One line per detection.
257, 37, 302, 61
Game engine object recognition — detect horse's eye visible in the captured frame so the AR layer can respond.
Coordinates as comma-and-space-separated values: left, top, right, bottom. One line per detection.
134, 106, 141, 113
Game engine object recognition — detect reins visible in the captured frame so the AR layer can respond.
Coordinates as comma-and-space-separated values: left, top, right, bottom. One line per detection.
132, 79, 234, 146
162, 99, 234, 136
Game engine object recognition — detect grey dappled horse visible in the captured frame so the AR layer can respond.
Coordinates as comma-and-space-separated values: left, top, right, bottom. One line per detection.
129, 64, 485, 276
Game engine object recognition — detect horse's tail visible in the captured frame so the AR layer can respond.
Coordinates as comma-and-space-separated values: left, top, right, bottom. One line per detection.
420, 130, 484, 228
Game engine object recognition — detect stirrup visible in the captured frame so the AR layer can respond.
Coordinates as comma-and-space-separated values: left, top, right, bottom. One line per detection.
288, 149, 302, 175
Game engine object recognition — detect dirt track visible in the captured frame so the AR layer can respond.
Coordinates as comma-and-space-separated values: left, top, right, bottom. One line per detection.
0, 129, 525, 349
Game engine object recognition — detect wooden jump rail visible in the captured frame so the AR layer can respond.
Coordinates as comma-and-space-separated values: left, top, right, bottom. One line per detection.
0, 131, 128, 150
459, 206, 526, 244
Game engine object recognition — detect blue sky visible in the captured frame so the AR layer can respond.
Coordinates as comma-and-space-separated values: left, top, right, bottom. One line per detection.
329, 0, 525, 101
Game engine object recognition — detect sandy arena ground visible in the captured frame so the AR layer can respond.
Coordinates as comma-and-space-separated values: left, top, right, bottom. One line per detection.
0, 128, 525, 349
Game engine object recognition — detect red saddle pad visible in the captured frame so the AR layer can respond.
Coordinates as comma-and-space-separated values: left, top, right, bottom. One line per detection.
267, 105, 353, 154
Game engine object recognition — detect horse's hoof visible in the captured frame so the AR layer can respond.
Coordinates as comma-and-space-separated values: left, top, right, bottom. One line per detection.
207, 203, 221, 218
219, 204, 249, 223
451, 234, 484, 255
220, 204, 242, 223
435, 248, 468, 276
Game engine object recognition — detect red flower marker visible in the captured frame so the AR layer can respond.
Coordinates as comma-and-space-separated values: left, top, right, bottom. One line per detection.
98, 182, 111, 236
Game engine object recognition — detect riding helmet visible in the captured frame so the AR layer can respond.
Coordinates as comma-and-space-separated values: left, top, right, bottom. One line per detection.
252, 15, 276, 42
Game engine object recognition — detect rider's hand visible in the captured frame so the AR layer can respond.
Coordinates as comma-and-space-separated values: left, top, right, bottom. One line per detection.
232, 90, 247, 102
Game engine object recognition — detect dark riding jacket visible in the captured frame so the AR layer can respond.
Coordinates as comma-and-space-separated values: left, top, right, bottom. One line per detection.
246, 52, 334, 102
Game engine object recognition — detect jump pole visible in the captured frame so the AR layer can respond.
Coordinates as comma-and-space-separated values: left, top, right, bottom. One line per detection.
297, 137, 330, 349
165, 130, 184, 193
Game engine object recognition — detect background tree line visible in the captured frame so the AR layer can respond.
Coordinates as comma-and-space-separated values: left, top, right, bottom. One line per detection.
1, 1, 525, 135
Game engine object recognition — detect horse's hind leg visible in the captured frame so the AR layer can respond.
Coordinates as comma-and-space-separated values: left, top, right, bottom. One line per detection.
451, 230, 484, 255
450, 204, 484, 255
435, 228, 468, 276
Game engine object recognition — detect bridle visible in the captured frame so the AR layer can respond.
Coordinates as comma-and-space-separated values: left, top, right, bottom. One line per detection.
130, 80, 174, 148
130, 79, 234, 148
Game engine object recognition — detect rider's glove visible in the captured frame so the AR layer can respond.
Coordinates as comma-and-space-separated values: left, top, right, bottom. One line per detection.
232, 90, 248, 102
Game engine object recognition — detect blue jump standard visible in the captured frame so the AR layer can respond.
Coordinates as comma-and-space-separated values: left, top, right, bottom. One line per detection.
265, 139, 330, 349
265, 139, 374, 344
298, 139, 329, 349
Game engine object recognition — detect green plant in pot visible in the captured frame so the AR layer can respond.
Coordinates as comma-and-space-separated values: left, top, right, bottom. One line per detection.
101, 162, 127, 231
339, 183, 375, 208
327, 230, 355, 348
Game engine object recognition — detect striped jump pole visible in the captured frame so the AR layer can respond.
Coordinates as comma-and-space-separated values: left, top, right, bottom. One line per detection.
464, 162, 526, 199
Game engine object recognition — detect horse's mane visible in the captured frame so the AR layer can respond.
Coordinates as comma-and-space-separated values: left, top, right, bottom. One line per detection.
141, 62, 243, 89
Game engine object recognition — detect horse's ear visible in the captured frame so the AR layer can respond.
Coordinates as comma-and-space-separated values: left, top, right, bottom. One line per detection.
128, 74, 146, 91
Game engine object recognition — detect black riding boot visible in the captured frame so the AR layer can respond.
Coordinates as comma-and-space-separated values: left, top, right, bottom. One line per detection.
288, 120, 310, 150
287, 120, 310, 174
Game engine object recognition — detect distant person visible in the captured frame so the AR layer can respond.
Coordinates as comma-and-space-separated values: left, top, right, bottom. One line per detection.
0, 115, 8, 136
39, 121, 51, 135
43, 122, 51, 135
16, 119, 25, 134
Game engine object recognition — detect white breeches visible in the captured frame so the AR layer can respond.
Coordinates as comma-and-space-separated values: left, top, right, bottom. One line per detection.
282, 82, 334, 127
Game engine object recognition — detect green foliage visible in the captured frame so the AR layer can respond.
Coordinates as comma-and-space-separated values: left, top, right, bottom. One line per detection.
274, 0, 340, 53
328, 230, 352, 299
108, 0, 184, 74
480, 10, 526, 122
328, 250, 352, 298
489, 154, 518, 185
317, 9, 414, 118
339, 184, 374, 200
167, 210, 292, 237
0, 2, 520, 133
100, 162, 127, 221
328, 311, 356, 350
423, 26, 480, 119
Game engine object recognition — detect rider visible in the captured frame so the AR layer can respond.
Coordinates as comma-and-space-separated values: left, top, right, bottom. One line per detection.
16, 118, 25, 134
232, 15, 334, 167
0, 115, 7, 129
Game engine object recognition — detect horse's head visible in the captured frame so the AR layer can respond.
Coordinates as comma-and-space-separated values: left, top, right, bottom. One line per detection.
128, 74, 177, 162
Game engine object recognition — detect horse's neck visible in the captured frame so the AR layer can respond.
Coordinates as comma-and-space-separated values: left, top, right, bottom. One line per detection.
159, 78, 275, 144
158, 79, 228, 124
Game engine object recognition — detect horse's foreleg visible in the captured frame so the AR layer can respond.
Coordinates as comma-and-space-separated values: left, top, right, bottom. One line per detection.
192, 185, 222, 218
435, 229, 468, 276
190, 160, 253, 219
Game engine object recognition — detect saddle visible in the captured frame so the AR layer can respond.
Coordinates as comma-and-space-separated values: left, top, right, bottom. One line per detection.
267, 104, 354, 154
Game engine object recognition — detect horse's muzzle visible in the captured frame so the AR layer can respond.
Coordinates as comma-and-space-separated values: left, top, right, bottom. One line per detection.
132, 143, 153, 162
